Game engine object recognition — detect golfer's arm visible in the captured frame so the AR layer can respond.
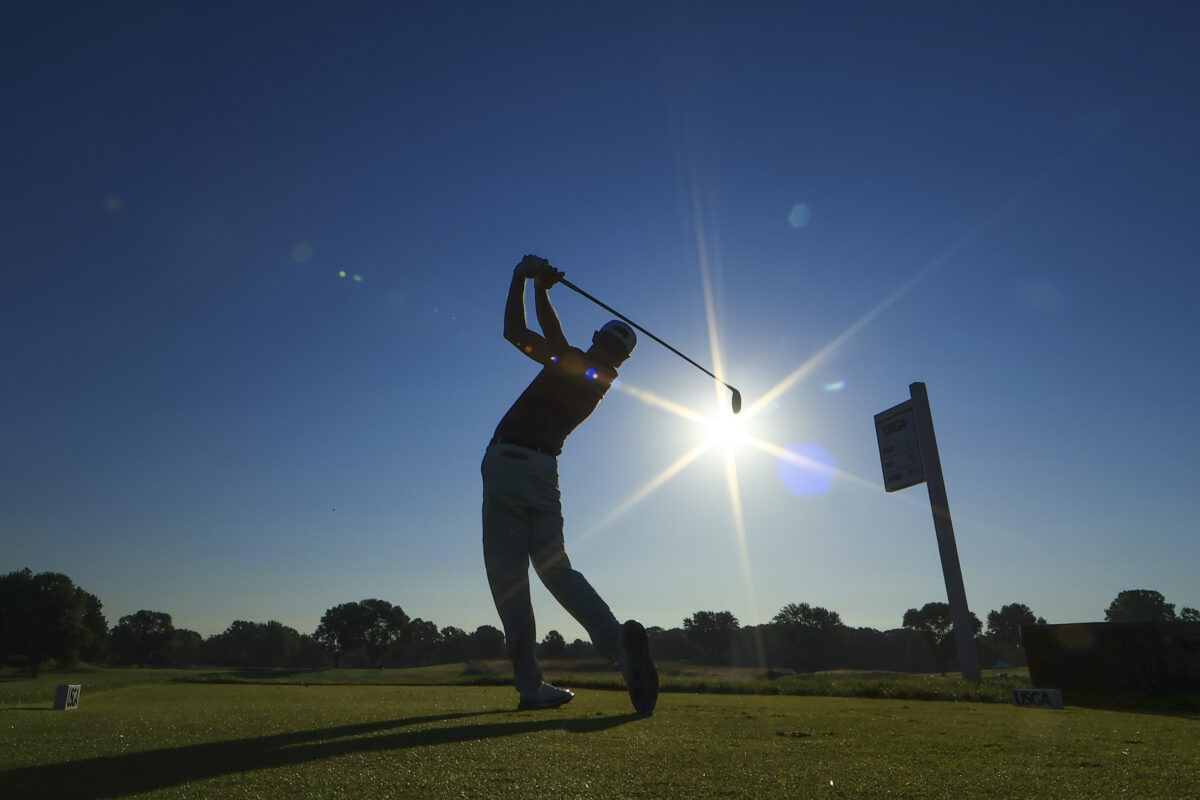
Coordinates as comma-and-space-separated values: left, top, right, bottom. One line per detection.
534, 285, 569, 353
503, 274, 551, 360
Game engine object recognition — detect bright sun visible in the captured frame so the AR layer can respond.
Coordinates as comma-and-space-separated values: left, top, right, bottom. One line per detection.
703, 410, 745, 448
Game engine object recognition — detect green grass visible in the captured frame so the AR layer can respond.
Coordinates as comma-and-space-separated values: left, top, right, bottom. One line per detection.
543, 664, 1035, 703
7, 662, 1194, 710
0, 663, 474, 705
181, 663, 475, 687
0, 665, 213, 706
3, 681, 1197, 799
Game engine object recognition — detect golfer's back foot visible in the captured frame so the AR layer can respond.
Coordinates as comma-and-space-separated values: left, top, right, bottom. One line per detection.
616, 619, 659, 715
518, 682, 574, 710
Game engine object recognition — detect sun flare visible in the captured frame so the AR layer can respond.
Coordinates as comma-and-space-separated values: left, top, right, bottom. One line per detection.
575, 146, 1068, 665
703, 409, 747, 449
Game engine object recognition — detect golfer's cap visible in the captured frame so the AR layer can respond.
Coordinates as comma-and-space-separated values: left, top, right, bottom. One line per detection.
599, 320, 637, 357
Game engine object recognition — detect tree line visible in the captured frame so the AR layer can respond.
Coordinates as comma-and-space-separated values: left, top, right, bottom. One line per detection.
2, 568, 1195, 676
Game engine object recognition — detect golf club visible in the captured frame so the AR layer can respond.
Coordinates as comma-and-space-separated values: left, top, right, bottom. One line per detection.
559, 278, 743, 414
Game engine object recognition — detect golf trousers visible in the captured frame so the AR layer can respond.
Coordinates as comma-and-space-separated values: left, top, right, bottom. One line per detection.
481, 442, 620, 695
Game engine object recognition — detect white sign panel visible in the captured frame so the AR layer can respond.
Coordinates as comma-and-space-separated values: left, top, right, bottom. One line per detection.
875, 400, 925, 492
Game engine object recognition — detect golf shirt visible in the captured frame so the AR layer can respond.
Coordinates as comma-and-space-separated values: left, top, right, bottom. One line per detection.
493, 346, 616, 457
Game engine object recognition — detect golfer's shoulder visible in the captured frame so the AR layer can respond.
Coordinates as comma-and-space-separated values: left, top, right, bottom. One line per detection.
543, 347, 615, 384
545, 345, 588, 369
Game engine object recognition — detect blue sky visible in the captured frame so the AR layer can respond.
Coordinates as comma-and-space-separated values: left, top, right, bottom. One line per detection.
4, 2, 1198, 642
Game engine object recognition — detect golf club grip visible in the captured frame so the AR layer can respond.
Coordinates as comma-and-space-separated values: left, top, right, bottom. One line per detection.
558, 278, 732, 391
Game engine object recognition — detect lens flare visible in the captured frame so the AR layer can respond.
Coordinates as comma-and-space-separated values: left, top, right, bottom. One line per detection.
788, 203, 811, 229
775, 442, 836, 497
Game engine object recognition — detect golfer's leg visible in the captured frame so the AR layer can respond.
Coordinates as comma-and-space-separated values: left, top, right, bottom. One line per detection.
530, 510, 621, 660
481, 458, 542, 695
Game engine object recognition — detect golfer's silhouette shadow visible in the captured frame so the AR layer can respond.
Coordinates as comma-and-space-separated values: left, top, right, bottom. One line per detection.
0, 708, 641, 799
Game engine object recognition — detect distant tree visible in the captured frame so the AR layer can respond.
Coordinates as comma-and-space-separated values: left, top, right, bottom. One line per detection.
683, 611, 740, 664
0, 570, 29, 665
438, 626, 470, 662
835, 626, 927, 672
985, 604, 1046, 652
400, 618, 442, 666
647, 626, 706, 662
199, 627, 235, 665
1104, 590, 1176, 622
731, 623, 770, 668
539, 630, 566, 659
80, 593, 109, 662
902, 602, 981, 675
171, 629, 203, 667
773, 603, 843, 631
203, 620, 304, 667
564, 638, 598, 659
259, 620, 304, 667
357, 599, 410, 668
314, 603, 363, 667
1181, 607, 1200, 622
109, 610, 176, 667
771, 603, 845, 671
468, 625, 506, 660
313, 600, 409, 668
220, 621, 262, 666
294, 634, 332, 668
0, 569, 108, 675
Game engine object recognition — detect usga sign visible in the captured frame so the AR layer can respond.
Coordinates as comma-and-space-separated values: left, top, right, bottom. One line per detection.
1011, 688, 1065, 709
874, 399, 925, 493
54, 684, 81, 710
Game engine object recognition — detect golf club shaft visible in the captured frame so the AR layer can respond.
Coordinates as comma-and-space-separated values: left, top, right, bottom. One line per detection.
558, 278, 742, 414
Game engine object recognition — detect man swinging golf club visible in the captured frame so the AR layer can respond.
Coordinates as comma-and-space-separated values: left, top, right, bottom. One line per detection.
481, 254, 659, 714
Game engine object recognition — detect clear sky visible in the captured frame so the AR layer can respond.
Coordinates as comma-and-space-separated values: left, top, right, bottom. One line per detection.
4, 2, 1198, 643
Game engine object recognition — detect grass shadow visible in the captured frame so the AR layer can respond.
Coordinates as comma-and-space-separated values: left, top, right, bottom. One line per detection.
0, 708, 642, 799
184, 666, 319, 682
0, 707, 56, 712
1062, 694, 1200, 719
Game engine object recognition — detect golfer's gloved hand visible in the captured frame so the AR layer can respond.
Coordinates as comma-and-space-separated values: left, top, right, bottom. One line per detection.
515, 254, 551, 279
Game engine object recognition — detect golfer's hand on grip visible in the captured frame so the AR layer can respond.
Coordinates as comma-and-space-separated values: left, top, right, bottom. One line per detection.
534, 266, 564, 291
515, 254, 551, 279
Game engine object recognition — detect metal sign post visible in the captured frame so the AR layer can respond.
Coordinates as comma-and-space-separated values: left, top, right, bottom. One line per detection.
875, 382, 982, 684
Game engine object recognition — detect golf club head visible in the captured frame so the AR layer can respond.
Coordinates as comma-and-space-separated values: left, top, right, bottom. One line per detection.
731, 388, 742, 415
